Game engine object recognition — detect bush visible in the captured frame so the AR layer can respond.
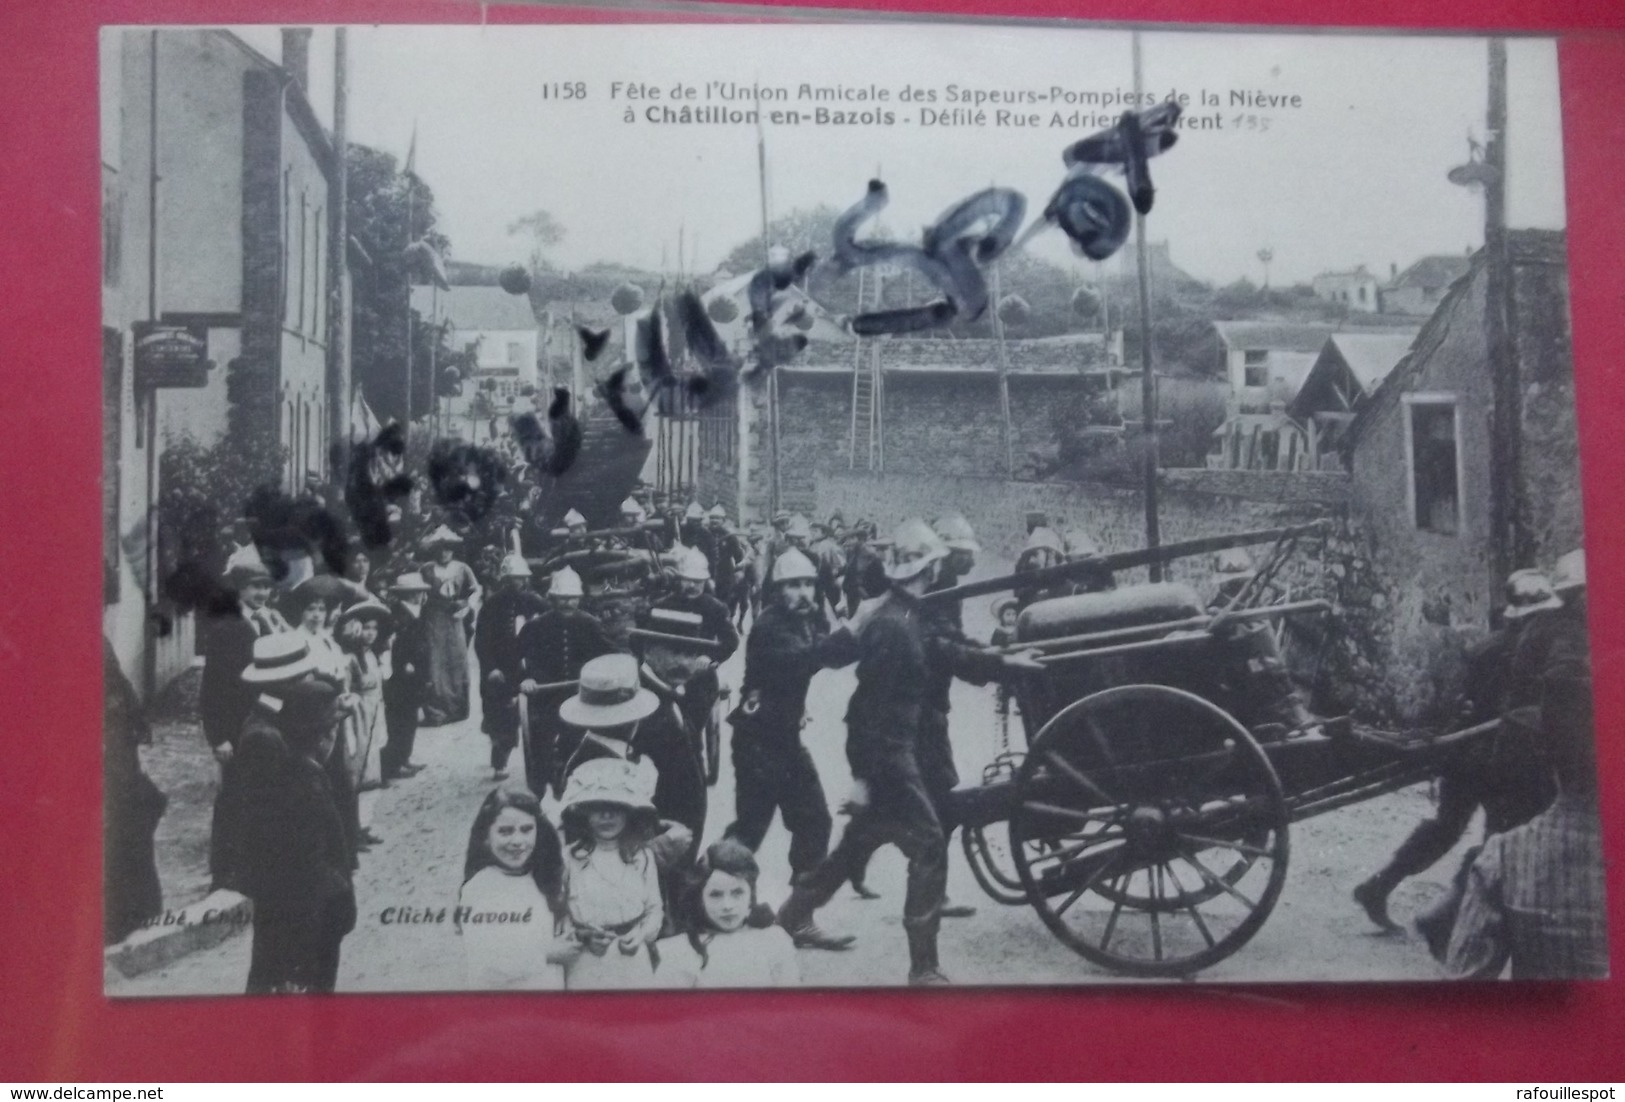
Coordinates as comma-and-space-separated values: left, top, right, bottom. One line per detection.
156, 430, 286, 610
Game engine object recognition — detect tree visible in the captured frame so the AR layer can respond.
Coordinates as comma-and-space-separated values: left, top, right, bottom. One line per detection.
347, 143, 453, 425
507, 209, 567, 271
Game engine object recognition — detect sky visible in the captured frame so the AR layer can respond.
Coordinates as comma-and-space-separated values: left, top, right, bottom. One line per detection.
224, 22, 1566, 287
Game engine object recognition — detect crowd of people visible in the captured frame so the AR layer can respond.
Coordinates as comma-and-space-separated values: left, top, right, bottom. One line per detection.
101, 440, 1604, 990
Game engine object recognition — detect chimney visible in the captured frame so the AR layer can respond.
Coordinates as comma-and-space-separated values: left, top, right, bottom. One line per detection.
281, 28, 312, 92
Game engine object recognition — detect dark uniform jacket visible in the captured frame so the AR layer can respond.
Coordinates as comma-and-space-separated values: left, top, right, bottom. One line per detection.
200, 608, 267, 749
737, 605, 859, 734
844, 592, 933, 778
474, 589, 549, 685
921, 602, 1006, 719
383, 604, 432, 708
842, 545, 888, 611
644, 591, 740, 663
517, 606, 618, 686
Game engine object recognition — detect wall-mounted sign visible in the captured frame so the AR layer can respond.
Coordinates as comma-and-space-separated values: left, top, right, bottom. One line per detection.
132, 321, 212, 389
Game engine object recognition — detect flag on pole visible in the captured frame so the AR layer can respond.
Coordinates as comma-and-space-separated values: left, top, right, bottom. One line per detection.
403, 120, 418, 179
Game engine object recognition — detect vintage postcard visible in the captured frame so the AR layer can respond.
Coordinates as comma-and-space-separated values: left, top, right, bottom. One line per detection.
99, 19, 1603, 995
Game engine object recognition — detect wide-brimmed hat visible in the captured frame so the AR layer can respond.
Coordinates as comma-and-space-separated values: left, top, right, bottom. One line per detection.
421, 524, 464, 550
886, 518, 949, 581
1503, 569, 1563, 620
933, 513, 980, 553
990, 596, 1020, 620
559, 654, 659, 728
223, 546, 272, 585
548, 565, 584, 598
499, 553, 533, 579
282, 573, 364, 616
334, 598, 391, 633
1552, 549, 1586, 594
558, 756, 659, 819
241, 633, 319, 684
390, 571, 432, 595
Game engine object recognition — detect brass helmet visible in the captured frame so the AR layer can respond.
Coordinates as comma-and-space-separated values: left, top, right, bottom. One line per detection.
886, 518, 949, 581
933, 513, 981, 553
767, 547, 819, 586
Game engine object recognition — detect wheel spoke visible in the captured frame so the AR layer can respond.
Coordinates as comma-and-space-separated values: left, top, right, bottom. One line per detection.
1021, 799, 1117, 827
1083, 712, 1119, 768
1149, 865, 1164, 961
1041, 749, 1121, 808
1100, 874, 1128, 953
1179, 832, 1277, 860
1027, 832, 1126, 869
1056, 851, 1123, 919
1187, 740, 1237, 792
1176, 843, 1259, 911
1163, 862, 1217, 949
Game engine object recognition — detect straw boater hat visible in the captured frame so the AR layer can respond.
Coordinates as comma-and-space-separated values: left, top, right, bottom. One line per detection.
421, 524, 464, 550
1552, 549, 1586, 594
241, 633, 320, 684
558, 756, 661, 829
548, 566, 584, 598
1502, 569, 1564, 620
499, 553, 533, 579
390, 571, 432, 595
559, 654, 659, 728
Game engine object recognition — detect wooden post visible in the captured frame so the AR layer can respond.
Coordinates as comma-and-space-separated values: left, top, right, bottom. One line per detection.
1132, 32, 1163, 579
991, 260, 1015, 478
1484, 37, 1526, 596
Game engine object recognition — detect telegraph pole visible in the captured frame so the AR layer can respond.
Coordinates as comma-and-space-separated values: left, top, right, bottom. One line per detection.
1131, 32, 1163, 579
1483, 38, 1526, 593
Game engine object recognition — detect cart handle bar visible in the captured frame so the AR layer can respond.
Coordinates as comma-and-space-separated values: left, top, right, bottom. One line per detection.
628, 628, 725, 654
920, 520, 1333, 607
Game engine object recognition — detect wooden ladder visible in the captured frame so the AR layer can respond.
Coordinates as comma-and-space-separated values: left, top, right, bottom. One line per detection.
848, 269, 883, 471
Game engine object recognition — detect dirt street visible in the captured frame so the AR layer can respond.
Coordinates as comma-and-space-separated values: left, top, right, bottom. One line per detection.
114, 574, 1474, 996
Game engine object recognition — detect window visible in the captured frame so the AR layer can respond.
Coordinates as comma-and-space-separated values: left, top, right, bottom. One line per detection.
1243, 349, 1269, 388
508, 341, 524, 366
282, 168, 292, 322
1358, 285, 1368, 305
1407, 398, 1459, 535
313, 206, 324, 339
298, 191, 308, 334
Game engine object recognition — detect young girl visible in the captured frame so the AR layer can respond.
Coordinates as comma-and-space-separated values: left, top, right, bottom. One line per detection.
457, 788, 575, 991
336, 600, 390, 848
557, 757, 665, 990
666, 840, 800, 989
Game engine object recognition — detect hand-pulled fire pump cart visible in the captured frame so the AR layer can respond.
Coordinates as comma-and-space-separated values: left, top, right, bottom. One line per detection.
934, 520, 1498, 979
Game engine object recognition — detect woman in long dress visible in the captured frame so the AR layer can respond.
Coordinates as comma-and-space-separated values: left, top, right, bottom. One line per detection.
418, 526, 481, 726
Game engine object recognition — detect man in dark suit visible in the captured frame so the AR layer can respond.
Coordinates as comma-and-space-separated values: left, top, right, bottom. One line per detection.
518, 566, 618, 797
380, 572, 432, 782
473, 554, 549, 781
199, 557, 289, 761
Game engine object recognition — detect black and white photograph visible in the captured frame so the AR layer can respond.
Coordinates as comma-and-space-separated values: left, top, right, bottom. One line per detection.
98, 19, 1606, 995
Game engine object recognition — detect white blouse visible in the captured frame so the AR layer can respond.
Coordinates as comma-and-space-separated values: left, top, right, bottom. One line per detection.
457, 866, 565, 991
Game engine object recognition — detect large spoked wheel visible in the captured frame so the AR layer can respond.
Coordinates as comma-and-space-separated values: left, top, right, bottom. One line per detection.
963, 824, 1029, 906
1009, 684, 1290, 978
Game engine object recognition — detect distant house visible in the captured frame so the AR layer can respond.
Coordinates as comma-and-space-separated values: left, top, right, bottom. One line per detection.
1381, 254, 1472, 316
412, 284, 540, 436
1212, 320, 1336, 415
1341, 229, 1577, 721
1207, 410, 1312, 472
1289, 330, 1420, 470
1311, 266, 1382, 313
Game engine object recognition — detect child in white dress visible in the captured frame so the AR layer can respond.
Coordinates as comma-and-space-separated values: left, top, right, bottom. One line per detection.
558, 757, 666, 990
457, 788, 575, 990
